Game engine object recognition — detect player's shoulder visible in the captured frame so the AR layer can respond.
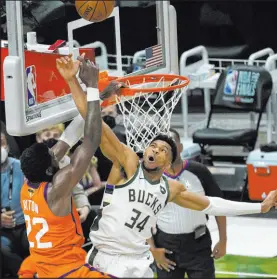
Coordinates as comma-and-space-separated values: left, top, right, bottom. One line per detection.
168, 178, 185, 192
167, 179, 186, 202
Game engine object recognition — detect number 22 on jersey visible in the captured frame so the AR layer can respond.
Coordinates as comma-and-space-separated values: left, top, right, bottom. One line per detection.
24, 215, 52, 249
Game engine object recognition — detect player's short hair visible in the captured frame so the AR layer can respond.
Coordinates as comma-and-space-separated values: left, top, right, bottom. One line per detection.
150, 134, 177, 163
169, 128, 180, 142
20, 143, 52, 182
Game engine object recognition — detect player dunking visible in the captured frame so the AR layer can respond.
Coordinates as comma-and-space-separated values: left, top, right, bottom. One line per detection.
20, 57, 114, 278
57, 56, 277, 278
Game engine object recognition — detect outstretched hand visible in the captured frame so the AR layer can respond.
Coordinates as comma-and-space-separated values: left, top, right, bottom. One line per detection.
100, 80, 128, 101
261, 189, 277, 213
77, 54, 99, 88
56, 54, 81, 82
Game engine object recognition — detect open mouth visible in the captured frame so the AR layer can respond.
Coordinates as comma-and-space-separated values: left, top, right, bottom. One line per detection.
148, 155, 155, 162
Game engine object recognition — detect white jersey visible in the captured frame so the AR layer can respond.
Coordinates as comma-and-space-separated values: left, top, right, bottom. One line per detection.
89, 163, 170, 255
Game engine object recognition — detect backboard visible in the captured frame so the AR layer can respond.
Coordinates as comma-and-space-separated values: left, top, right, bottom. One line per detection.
3, 1, 178, 136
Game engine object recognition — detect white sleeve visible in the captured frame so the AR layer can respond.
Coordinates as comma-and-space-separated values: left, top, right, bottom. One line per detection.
202, 196, 261, 216
59, 87, 103, 148
59, 114, 85, 148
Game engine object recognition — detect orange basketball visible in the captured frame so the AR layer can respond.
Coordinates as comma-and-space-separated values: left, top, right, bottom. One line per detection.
75, 0, 115, 22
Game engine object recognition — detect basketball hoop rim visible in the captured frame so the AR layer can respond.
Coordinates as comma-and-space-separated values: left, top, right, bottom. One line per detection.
115, 74, 190, 96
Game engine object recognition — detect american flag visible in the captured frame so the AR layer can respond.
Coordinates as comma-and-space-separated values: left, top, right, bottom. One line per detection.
145, 44, 163, 68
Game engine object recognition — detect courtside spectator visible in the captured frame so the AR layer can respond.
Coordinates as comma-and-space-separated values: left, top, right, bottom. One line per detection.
1, 131, 29, 277
1, 121, 21, 158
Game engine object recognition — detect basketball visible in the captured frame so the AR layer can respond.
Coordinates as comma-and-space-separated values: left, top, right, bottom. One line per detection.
75, 0, 115, 23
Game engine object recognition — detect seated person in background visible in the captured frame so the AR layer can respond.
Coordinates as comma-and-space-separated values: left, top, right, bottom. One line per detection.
1, 121, 21, 158
35, 124, 64, 143
1, 130, 29, 277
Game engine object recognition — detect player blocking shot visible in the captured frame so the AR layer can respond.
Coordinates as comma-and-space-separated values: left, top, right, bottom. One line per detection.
19, 57, 114, 278
57, 55, 277, 278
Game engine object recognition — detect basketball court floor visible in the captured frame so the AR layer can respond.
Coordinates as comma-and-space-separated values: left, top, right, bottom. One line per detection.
2, 0, 277, 277
208, 215, 277, 278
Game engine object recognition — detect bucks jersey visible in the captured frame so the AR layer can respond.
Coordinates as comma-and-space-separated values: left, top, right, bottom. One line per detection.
89, 163, 170, 255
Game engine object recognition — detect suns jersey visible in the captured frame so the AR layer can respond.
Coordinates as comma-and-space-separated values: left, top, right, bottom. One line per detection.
20, 181, 86, 274
89, 163, 170, 255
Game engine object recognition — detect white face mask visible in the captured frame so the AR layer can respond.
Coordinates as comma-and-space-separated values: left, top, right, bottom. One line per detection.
1, 147, 8, 163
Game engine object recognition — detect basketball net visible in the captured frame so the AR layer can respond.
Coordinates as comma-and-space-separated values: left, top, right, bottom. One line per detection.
115, 75, 189, 153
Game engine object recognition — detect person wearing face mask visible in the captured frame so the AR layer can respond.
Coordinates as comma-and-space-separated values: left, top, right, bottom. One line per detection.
36, 124, 65, 143
1, 131, 30, 277
0, 121, 21, 159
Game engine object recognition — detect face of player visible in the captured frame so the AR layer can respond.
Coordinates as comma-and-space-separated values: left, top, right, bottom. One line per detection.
143, 140, 172, 172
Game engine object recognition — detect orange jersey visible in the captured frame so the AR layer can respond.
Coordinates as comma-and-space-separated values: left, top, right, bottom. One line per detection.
18, 256, 36, 278
20, 181, 87, 277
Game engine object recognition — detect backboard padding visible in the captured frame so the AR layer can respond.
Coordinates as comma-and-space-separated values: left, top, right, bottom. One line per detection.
1, 48, 95, 103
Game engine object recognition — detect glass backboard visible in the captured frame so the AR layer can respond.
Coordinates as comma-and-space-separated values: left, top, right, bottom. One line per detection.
3, 1, 177, 136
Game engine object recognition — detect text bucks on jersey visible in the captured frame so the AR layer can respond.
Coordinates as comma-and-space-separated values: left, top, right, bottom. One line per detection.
89, 164, 170, 254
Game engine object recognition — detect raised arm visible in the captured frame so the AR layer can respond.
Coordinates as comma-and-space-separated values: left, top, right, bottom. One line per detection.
52, 57, 102, 195
59, 56, 139, 176
169, 180, 277, 216
50, 114, 84, 162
